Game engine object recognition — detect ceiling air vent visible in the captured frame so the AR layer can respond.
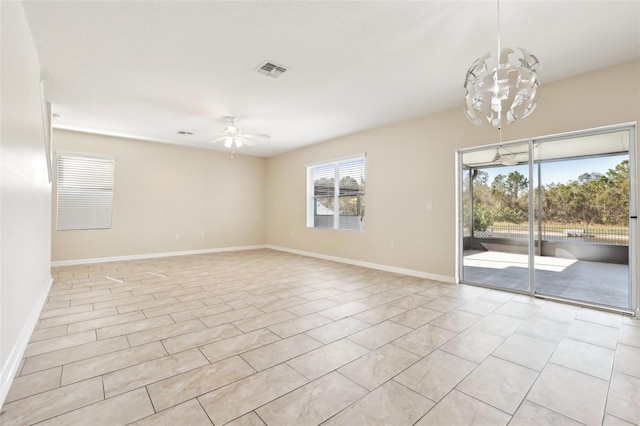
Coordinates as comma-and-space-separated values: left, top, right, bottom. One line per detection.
177, 131, 193, 136
256, 61, 288, 78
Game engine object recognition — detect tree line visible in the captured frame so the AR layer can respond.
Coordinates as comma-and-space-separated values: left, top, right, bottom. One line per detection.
467, 160, 629, 231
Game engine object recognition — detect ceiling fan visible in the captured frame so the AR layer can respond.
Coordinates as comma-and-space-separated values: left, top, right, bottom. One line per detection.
465, 147, 527, 168
209, 116, 270, 149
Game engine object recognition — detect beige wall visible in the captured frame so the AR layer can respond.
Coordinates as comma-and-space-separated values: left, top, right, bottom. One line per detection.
266, 60, 640, 289
51, 130, 267, 262
1, 2, 52, 404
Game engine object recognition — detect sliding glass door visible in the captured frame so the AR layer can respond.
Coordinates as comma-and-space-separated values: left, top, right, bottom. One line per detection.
458, 125, 637, 312
533, 130, 633, 310
461, 142, 531, 293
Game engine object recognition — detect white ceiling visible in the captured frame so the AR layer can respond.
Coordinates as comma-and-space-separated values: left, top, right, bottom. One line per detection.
22, 1, 640, 157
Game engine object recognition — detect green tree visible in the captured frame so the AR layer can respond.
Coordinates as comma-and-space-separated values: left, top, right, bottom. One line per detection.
542, 160, 628, 226
600, 160, 629, 224
491, 174, 508, 197
486, 171, 529, 223
470, 159, 628, 231
473, 204, 494, 232
544, 183, 573, 223
506, 171, 528, 202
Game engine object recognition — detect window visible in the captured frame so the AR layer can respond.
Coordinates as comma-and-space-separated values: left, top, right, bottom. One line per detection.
56, 153, 115, 230
307, 155, 365, 231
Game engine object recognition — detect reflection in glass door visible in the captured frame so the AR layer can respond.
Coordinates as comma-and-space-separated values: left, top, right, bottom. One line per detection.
458, 125, 637, 313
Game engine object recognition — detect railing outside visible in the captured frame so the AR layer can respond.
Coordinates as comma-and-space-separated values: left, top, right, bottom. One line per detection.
472, 221, 628, 246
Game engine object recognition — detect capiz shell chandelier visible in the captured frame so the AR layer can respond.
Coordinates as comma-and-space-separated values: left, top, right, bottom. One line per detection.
463, 1, 541, 128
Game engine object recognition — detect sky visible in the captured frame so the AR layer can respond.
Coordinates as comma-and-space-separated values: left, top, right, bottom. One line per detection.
482, 154, 628, 186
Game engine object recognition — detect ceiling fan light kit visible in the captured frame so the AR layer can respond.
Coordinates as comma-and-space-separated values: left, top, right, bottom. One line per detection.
463, 0, 541, 130
209, 116, 270, 151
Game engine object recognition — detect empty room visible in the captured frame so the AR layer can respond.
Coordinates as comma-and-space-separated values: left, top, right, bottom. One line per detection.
1, 1, 639, 425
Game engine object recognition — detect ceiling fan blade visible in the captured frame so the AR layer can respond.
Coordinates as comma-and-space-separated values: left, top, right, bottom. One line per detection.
466, 156, 526, 168
465, 162, 496, 168
209, 136, 227, 143
240, 133, 270, 139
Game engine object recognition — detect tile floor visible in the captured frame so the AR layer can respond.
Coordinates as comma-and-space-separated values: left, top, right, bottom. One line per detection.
1, 249, 638, 425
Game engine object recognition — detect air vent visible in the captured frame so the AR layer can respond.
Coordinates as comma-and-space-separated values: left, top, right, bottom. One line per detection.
177, 131, 193, 136
256, 61, 288, 78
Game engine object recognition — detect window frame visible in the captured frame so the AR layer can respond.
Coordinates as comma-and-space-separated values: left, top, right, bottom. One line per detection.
306, 154, 366, 232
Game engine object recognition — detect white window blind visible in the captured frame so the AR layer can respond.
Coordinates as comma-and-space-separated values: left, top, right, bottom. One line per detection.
307, 155, 365, 231
56, 153, 114, 231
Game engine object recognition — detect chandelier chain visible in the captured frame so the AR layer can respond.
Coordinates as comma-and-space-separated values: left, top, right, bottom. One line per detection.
497, 0, 502, 135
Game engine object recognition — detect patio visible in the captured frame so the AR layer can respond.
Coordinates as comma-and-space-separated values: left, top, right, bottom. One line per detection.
463, 250, 630, 310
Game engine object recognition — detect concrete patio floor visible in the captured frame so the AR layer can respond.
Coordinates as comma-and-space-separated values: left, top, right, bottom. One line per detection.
463, 250, 631, 311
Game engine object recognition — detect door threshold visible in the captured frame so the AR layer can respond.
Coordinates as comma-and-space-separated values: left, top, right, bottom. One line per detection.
460, 280, 636, 317
534, 294, 636, 316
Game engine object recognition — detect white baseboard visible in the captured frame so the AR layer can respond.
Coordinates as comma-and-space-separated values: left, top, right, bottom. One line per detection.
0, 275, 53, 408
267, 245, 455, 283
50, 245, 268, 267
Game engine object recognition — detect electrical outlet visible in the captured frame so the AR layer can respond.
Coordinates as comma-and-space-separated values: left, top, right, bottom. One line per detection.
427, 202, 433, 211
289, 231, 294, 237
389, 242, 395, 250
175, 234, 180, 240
200, 232, 205, 238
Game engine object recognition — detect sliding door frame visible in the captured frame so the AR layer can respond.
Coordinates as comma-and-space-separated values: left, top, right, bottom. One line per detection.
456, 123, 637, 315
